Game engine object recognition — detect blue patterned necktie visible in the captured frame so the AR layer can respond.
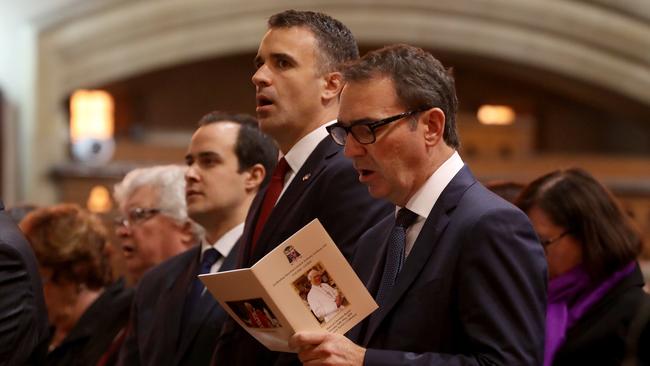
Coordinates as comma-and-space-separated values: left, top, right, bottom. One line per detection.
183, 248, 221, 319
375, 208, 418, 306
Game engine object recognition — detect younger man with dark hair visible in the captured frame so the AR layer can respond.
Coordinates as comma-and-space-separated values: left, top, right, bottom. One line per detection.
117, 111, 277, 366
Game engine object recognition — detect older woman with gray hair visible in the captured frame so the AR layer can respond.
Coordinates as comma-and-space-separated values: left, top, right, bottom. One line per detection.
113, 165, 200, 283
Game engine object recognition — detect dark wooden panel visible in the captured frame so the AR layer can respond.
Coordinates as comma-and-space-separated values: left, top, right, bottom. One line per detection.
89, 48, 650, 156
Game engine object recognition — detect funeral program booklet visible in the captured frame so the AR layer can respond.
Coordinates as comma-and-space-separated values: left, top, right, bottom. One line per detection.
199, 219, 378, 352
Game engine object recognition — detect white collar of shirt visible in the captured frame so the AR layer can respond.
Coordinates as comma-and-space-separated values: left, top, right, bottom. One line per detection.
277, 121, 334, 198
282, 121, 334, 174
401, 151, 464, 219
200, 222, 243, 260
399, 151, 464, 257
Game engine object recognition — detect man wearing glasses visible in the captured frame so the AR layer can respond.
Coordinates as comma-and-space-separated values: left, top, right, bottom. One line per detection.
290, 44, 547, 365
117, 111, 278, 366
113, 165, 197, 284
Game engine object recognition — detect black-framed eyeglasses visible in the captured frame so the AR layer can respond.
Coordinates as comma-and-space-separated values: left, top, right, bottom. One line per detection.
113, 207, 161, 228
540, 231, 569, 247
326, 107, 431, 146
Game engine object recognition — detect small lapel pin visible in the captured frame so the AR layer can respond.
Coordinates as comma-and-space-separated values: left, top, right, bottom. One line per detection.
302, 173, 311, 181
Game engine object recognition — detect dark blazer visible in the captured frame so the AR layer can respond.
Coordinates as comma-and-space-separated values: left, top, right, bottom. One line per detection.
0, 200, 50, 366
117, 242, 239, 366
45, 279, 132, 366
553, 265, 650, 366
213, 136, 393, 365
350, 167, 547, 365
242, 136, 392, 266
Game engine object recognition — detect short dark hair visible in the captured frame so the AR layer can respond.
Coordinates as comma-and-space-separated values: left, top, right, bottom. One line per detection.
515, 168, 642, 280
198, 111, 278, 186
268, 9, 359, 73
341, 44, 460, 148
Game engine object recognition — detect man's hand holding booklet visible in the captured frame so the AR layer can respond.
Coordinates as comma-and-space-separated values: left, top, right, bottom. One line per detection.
199, 219, 377, 352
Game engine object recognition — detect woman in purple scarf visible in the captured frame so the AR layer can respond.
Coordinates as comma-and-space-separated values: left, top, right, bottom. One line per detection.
516, 168, 649, 366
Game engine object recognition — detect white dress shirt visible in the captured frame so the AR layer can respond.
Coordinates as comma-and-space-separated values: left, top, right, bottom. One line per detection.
400, 151, 465, 257
200, 222, 244, 273
277, 121, 335, 201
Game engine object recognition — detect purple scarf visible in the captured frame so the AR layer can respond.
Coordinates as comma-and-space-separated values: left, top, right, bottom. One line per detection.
544, 261, 636, 366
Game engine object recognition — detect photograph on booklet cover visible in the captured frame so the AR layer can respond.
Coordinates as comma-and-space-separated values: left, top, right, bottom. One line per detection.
200, 219, 378, 352
293, 263, 347, 324
226, 298, 280, 329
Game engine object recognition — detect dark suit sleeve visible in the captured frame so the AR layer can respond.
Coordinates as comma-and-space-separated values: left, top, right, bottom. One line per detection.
0, 246, 41, 366
364, 206, 547, 366
116, 290, 141, 366
316, 157, 392, 261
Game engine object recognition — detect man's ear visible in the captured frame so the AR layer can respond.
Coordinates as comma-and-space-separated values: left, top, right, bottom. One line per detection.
180, 221, 195, 247
422, 108, 446, 147
321, 72, 344, 103
244, 163, 266, 193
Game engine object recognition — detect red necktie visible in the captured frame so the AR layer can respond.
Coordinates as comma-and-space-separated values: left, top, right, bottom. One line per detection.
251, 157, 290, 253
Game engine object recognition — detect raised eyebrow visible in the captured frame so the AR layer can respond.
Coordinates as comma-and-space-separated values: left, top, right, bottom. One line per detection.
270, 52, 296, 65
254, 52, 296, 68
197, 151, 222, 160
185, 152, 220, 163
253, 54, 263, 68
339, 117, 375, 127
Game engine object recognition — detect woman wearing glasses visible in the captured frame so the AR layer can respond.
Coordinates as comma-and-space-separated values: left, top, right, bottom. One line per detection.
516, 168, 649, 365
19, 204, 132, 366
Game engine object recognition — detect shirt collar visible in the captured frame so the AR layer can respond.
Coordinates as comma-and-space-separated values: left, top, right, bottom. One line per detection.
282, 121, 334, 174
201, 222, 244, 259
402, 151, 464, 219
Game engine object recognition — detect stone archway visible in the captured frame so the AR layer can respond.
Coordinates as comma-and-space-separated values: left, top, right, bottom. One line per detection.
26, 0, 650, 202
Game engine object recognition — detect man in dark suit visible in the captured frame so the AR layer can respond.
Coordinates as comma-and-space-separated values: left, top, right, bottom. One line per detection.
213, 9, 393, 366
0, 200, 49, 366
290, 44, 548, 365
116, 112, 277, 366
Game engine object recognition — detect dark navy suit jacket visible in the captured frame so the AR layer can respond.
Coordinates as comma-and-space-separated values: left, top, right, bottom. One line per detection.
213, 136, 393, 365
117, 242, 239, 366
350, 167, 548, 365
0, 200, 49, 366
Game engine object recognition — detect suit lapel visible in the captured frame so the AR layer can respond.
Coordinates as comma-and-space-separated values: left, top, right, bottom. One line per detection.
361, 220, 394, 298
239, 189, 266, 267
362, 167, 476, 345
252, 137, 338, 261
154, 247, 200, 361
220, 242, 241, 271
346, 217, 393, 343
174, 291, 216, 365
174, 242, 240, 364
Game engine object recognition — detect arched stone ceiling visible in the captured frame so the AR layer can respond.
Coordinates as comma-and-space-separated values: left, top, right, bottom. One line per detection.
38, 0, 650, 103
25, 0, 650, 203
